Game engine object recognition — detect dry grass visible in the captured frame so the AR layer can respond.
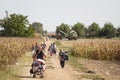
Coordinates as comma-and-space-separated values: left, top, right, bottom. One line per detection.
0, 37, 40, 67
0, 37, 40, 80
56, 39, 120, 80
71, 39, 120, 61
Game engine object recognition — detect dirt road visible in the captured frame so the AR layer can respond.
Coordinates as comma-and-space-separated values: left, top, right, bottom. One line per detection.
16, 40, 79, 80
15, 39, 120, 80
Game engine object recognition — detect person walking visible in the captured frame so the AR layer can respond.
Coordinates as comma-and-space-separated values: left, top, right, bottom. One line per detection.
64, 51, 69, 61
42, 42, 47, 52
35, 43, 39, 54
48, 43, 53, 58
31, 47, 46, 77
59, 49, 65, 68
36, 47, 46, 59
31, 44, 35, 54
52, 42, 57, 57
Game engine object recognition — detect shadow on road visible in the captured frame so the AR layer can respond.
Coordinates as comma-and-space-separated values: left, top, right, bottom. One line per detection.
14, 75, 32, 79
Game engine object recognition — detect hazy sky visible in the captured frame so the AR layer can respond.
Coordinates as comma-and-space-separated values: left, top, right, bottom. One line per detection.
0, 0, 120, 32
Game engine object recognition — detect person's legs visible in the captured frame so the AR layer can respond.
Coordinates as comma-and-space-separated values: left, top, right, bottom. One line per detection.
32, 66, 38, 77
43, 65, 46, 72
62, 61, 65, 68
60, 61, 65, 68
60, 61, 62, 68
50, 52, 53, 58
54, 50, 57, 57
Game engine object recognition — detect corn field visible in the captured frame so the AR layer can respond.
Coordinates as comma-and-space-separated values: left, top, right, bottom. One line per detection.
71, 39, 120, 61
0, 37, 40, 69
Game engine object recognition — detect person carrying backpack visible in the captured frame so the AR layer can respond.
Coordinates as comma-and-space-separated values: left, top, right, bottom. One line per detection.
59, 49, 65, 68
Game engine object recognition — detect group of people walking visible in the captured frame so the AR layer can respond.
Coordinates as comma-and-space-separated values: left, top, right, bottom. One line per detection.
48, 42, 57, 58
47, 42, 69, 68
31, 41, 69, 70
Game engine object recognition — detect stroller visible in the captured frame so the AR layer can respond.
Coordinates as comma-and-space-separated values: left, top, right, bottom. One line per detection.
30, 59, 45, 78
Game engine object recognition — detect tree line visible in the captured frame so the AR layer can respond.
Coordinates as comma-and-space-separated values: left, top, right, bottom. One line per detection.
56, 22, 120, 38
0, 12, 119, 38
0, 12, 45, 37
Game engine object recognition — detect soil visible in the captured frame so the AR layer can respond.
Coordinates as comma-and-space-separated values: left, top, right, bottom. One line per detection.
78, 59, 120, 80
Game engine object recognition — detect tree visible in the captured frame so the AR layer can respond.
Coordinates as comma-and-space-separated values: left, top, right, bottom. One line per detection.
101, 22, 116, 38
32, 22, 43, 35
24, 25, 35, 37
116, 27, 120, 37
0, 13, 35, 37
88, 22, 100, 38
84, 27, 89, 38
72, 22, 85, 38
56, 23, 70, 37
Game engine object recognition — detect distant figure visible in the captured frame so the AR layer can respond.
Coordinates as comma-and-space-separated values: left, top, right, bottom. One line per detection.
48, 36, 50, 40
31, 44, 35, 54
59, 49, 65, 68
46, 36, 49, 41
64, 51, 68, 61
42, 42, 47, 52
52, 42, 57, 56
48, 43, 53, 58
35, 43, 39, 54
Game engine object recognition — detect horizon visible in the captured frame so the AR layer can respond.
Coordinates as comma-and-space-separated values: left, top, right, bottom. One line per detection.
0, 0, 120, 32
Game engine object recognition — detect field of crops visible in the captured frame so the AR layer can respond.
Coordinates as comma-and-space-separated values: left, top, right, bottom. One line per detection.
0, 37, 40, 69
71, 39, 120, 61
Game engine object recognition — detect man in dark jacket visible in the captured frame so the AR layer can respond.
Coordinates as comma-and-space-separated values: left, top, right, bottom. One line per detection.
36, 47, 46, 60
59, 49, 65, 68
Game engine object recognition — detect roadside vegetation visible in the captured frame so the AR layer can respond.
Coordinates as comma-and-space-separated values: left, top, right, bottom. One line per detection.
55, 40, 87, 71
71, 39, 120, 61
0, 12, 45, 80
56, 39, 120, 80
0, 37, 40, 80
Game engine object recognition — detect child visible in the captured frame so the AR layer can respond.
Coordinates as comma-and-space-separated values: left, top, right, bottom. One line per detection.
64, 51, 69, 61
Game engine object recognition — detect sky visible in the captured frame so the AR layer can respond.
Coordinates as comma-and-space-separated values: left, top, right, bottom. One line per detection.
0, 0, 120, 32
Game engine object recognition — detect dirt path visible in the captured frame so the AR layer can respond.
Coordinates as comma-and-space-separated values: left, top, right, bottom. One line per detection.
16, 39, 79, 80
